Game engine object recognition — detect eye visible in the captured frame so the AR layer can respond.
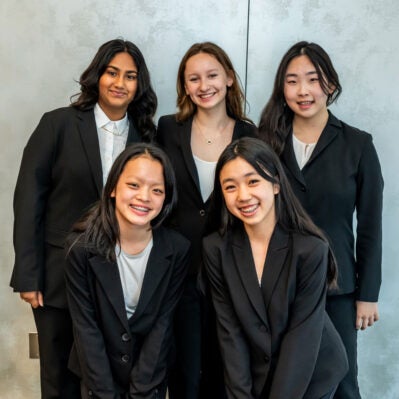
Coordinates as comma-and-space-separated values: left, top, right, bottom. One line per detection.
248, 179, 260, 186
107, 70, 117, 77
189, 77, 199, 82
209, 73, 218, 79
223, 184, 236, 192
128, 182, 139, 189
310, 77, 319, 82
286, 79, 296, 85
126, 74, 137, 80
153, 188, 165, 195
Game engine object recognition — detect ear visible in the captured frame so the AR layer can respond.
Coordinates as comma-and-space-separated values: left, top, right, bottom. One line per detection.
110, 189, 116, 198
327, 82, 336, 94
273, 184, 280, 195
227, 71, 234, 88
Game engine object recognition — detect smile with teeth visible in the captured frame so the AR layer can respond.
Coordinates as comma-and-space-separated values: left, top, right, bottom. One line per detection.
239, 204, 259, 214
130, 205, 150, 213
298, 101, 313, 105
199, 92, 216, 99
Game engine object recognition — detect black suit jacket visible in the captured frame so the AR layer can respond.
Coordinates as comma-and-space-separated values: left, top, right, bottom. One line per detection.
203, 224, 348, 399
65, 227, 190, 399
281, 112, 383, 301
156, 115, 257, 274
11, 106, 140, 308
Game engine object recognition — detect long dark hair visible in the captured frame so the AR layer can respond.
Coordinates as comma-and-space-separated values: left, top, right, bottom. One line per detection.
209, 137, 337, 288
70, 143, 177, 262
71, 39, 157, 141
175, 41, 252, 124
258, 41, 341, 155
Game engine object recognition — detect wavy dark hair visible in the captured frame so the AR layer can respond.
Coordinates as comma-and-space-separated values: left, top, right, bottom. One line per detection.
69, 143, 177, 262
258, 41, 342, 154
175, 41, 252, 123
71, 39, 157, 141
209, 137, 337, 288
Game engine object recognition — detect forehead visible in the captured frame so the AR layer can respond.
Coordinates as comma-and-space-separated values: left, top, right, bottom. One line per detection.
220, 157, 257, 178
286, 55, 316, 73
185, 52, 225, 73
108, 51, 137, 69
122, 156, 164, 180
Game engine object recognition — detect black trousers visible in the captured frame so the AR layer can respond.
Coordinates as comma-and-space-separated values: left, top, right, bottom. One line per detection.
326, 293, 361, 399
32, 306, 81, 399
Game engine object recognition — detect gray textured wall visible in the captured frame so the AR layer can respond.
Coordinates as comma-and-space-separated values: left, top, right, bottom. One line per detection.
1, 1, 397, 398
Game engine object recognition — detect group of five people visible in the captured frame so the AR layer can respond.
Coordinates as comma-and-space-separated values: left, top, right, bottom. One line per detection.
11, 38, 383, 399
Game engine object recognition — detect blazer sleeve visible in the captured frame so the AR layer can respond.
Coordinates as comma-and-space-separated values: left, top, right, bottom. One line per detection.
65, 245, 119, 399
268, 239, 329, 399
129, 239, 190, 399
11, 112, 56, 292
355, 134, 383, 301
203, 237, 255, 399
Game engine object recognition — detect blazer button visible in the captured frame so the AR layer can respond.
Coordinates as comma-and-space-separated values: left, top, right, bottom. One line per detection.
199, 209, 206, 217
121, 354, 130, 363
88, 390, 93, 396
259, 325, 269, 333
300, 185, 306, 192
264, 355, 270, 363
121, 333, 130, 342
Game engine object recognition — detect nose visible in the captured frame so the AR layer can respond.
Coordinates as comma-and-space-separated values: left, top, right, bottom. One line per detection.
237, 185, 251, 201
199, 79, 209, 92
297, 81, 309, 96
136, 187, 150, 202
114, 74, 125, 88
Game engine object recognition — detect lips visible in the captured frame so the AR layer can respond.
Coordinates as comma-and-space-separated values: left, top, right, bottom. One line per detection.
109, 90, 127, 97
130, 205, 151, 215
198, 92, 216, 99
239, 204, 259, 215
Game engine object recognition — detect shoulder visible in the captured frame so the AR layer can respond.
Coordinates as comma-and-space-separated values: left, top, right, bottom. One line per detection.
157, 114, 180, 130
155, 226, 191, 253
329, 112, 373, 145
234, 119, 258, 138
203, 230, 226, 255
291, 232, 328, 259
41, 106, 81, 122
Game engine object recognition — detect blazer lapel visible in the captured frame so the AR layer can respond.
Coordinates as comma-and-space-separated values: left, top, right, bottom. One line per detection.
231, 227, 268, 326
178, 117, 202, 196
131, 228, 172, 320
261, 225, 290, 309
89, 255, 129, 330
126, 119, 140, 144
282, 132, 306, 187
76, 109, 103, 196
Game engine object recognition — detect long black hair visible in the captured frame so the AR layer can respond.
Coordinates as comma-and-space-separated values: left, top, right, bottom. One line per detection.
209, 137, 337, 288
70, 143, 177, 262
71, 39, 157, 141
258, 41, 341, 154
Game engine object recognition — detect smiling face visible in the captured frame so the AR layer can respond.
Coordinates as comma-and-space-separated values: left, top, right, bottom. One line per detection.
98, 52, 138, 120
111, 155, 165, 233
184, 52, 233, 113
283, 55, 331, 125
220, 157, 279, 233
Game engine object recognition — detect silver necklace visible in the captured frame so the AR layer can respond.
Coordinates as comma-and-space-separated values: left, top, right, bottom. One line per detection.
194, 118, 230, 145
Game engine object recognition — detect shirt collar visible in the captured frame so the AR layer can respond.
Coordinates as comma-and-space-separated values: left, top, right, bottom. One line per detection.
94, 103, 129, 135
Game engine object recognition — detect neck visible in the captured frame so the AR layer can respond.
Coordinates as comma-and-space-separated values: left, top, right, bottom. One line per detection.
293, 110, 329, 142
194, 106, 231, 128
98, 103, 127, 121
118, 223, 153, 255
244, 219, 276, 245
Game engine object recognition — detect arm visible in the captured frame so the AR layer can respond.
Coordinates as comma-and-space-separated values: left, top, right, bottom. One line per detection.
203, 238, 255, 399
268, 240, 329, 399
65, 245, 119, 399
129, 241, 190, 399
11, 113, 55, 296
355, 135, 383, 327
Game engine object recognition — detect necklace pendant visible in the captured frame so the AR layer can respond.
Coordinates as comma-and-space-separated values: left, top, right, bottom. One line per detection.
207, 139, 212, 145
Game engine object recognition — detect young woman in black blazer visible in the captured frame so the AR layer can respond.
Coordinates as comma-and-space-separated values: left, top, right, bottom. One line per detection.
66, 143, 190, 399
203, 137, 348, 399
156, 42, 257, 398
258, 41, 383, 399
10, 39, 157, 398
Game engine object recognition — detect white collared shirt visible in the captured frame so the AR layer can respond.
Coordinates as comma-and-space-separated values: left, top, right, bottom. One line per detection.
292, 134, 317, 170
94, 103, 129, 185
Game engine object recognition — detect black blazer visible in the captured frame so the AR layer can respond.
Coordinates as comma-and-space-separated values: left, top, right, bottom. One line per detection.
203, 224, 348, 399
10, 106, 141, 307
281, 112, 383, 301
156, 115, 257, 274
65, 227, 190, 399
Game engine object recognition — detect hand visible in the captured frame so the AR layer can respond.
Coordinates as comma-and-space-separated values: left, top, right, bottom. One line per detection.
20, 291, 44, 308
355, 301, 379, 330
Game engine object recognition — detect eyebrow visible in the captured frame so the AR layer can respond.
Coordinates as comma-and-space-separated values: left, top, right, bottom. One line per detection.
107, 65, 138, 74
221, 171, 257, 184
285, 70, 318, 78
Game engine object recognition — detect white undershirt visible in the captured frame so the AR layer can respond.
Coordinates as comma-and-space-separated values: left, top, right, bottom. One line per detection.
116, 239, 153, 319
193, 154, 217, 202
292, 134, 317, 170
94, 103, 129, 185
